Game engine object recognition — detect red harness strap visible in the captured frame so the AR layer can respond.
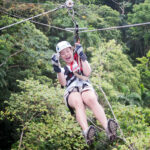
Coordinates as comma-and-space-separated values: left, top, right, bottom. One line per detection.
69, 53, 88, 81
72, 52, 83, 71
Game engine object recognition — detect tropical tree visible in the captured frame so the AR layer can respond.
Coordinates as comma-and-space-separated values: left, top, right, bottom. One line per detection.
89, 40, 141, 103
136, 50, 150, 106
80, 5, 122, 43
127, 0, 150, 59
0, 16, 53, 102
2, 79, 87, 150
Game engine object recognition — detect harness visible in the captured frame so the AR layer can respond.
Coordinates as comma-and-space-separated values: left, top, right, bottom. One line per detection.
64, 52, 89, 89
64, 65, 77, 87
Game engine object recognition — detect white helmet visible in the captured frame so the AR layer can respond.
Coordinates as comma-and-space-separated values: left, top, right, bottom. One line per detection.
56, 41, 72, 53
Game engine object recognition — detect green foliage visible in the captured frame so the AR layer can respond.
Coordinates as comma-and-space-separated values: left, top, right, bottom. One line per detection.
6, 2, 51, 32
82, 5, 122, 42
106, 0, 144, 14
4, 79, 87, 150
101, 103, 150, 150
0, 36, 12, 87
118, 92, 142, 106
113, 105, 149, 134
5, 79, 54, 122
136, 50, 150, 106
89, 40, 141, 102
80, 0, 98, 5
94, 103, 150, 150
0, 0, 3, 6
127, 1, 150, 58
0, 16, 53, 101
3, 79, 150, 150
136, 50, 150, 89
112, 104, 150, 150
11, 115, 86, 150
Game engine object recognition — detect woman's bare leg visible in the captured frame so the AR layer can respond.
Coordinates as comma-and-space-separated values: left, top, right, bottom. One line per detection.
82, 90, 108, 130
68, 92, 89, 131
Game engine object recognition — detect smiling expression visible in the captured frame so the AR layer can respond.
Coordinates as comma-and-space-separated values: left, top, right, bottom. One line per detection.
60, 47, 74, 65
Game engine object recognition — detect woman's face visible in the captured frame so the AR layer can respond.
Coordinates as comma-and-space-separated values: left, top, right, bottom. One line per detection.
60, 47, 74, 64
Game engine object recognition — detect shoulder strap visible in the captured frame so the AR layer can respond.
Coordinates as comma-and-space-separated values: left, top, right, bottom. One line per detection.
64, 66, 69, 75
64, 66, 74, 81
74, 52, 83, 71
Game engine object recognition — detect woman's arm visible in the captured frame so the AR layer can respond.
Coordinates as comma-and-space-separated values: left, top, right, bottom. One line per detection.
57, 72, 66, 86
81, 60, 91, 77
51, 53, 66, 86
75, 43, 91, 77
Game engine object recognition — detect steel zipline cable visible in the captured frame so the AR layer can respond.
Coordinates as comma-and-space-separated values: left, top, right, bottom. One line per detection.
79, 22, 150, 33
1, 7, 150, 33
0, 4, 65, 31
5, 1, 50, 5
0, 8, 74, 33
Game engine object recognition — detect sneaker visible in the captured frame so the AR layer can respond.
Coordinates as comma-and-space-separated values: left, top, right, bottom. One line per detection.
106, 119, 118, 141
83, 125, 96, 145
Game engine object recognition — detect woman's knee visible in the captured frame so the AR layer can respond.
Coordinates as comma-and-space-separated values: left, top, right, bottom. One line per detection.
68, 92, 84, 109
82, 90, 98, 106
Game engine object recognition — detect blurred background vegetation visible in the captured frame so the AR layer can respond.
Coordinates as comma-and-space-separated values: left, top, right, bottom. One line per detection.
0, 0, 150, 149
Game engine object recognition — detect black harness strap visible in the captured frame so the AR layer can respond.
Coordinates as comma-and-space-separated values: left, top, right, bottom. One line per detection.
64, 66, 77, 87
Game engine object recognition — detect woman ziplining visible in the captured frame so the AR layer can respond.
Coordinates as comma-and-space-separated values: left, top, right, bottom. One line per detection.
51, 40, 118, 145
50, 1, 134, 148
51, 0, 118, 146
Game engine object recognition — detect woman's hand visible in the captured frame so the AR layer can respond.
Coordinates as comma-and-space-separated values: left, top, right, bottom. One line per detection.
75, 43, 87, 61
51, 53, 61, 73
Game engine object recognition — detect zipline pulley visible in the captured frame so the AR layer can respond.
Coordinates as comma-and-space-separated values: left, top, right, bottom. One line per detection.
65, 0, 74, 9
65, 0, 79, 43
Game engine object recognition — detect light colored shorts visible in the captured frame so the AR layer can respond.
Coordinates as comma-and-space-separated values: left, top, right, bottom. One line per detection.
64, 83, 95, 114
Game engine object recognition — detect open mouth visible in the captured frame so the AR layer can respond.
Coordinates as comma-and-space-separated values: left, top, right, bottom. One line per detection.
66, 56, 71, 61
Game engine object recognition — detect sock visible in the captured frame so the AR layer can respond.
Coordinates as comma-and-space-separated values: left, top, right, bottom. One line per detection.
83, 127, 89, 136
